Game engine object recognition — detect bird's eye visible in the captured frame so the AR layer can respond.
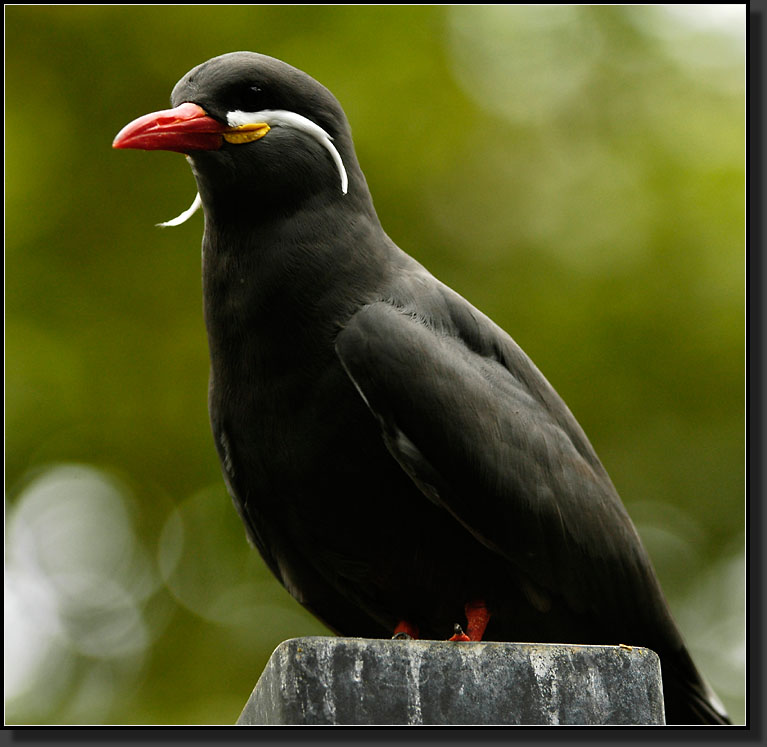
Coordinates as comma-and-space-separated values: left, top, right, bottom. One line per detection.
229, 84, 263, 109
247, 85, 262, 102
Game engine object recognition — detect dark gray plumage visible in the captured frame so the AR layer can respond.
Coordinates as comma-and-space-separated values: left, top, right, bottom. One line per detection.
114, 51, 730, 725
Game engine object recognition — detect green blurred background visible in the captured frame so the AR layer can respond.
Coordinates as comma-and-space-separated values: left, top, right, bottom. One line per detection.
5, 5, 745, 725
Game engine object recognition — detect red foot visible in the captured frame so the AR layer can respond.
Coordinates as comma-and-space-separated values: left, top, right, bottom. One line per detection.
393, 620, 419, 639
465, 600, 491, 642
448, 625, 471, 642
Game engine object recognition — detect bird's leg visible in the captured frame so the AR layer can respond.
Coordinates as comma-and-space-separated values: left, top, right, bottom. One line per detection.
392, 620, 419, 640
465, 600, 490, 641
449, 600, 490, 642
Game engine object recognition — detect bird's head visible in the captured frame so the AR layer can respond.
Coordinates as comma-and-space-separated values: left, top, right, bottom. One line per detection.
113, 52, 365, 225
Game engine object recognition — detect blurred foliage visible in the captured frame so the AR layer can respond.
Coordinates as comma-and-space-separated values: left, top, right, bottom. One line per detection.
5, 5, 745, 726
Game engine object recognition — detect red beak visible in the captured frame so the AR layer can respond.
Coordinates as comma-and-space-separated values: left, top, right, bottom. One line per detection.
112, 102, 227, 153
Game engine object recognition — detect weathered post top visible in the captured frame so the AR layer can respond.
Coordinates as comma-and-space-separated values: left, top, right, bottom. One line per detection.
237, 637, 666, 726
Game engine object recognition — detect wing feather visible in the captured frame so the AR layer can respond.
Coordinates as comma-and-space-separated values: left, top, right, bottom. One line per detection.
335, 294, 664, 619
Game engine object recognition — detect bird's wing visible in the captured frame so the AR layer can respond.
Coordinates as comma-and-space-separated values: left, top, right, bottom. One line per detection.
334, 293, 657, 617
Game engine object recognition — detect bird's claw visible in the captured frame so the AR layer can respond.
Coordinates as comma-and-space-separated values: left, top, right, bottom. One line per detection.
449, 623, 471, 642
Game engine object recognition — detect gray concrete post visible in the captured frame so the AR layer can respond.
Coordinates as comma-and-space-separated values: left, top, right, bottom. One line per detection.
237, 637, 666, 725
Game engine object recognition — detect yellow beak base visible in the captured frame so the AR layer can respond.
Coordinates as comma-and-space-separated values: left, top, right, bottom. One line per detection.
222, 123, 271, 145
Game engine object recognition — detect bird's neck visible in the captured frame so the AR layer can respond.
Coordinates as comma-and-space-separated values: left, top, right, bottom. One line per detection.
201, 197, 389, 377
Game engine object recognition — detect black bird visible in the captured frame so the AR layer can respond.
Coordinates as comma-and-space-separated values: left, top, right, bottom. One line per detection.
114, 51, 730, 725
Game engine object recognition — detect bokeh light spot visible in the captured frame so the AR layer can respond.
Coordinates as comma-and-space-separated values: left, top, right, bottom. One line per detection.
5, 464, 159, 720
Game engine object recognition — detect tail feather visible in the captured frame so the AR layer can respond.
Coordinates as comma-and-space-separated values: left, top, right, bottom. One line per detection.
661, 649, 731, 725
